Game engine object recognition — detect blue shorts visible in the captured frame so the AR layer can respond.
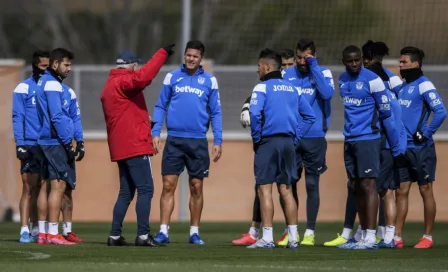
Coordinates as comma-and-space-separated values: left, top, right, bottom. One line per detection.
20, 145, 44, 175
296, 137, 327, 179
344, 138, 381, 180
398, 145, 437, 186
161, 136, 210, 178
40, 145, 76, 189
254, 135, 297, 185
377, 149, 399, 192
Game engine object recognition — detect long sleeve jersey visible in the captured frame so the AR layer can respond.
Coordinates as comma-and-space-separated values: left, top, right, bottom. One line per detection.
12, 77, 40, 146
380, 67, 406, 154
281, 58, 334, 138
339, 67, 396, 142
62, 84, 84, 142
249, 71, 316, 144
152, 64, 222, 145
36, 70, 74, 145
398, 75, 447, 148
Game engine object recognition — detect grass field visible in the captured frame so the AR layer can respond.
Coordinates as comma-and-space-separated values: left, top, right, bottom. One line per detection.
1, 222, 447, 272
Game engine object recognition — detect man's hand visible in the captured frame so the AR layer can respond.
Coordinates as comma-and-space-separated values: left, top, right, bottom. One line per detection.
394, 153, 408, 168
153, 136, 161, 154
16, 146, 28, 160
75, 141, 85, 161
64, 142, 77, 161
240, 103, 250, 128
305, 53, 316, 60
211, 145, 222, 162
163, 44, 176, 56
413, 130, 428, 144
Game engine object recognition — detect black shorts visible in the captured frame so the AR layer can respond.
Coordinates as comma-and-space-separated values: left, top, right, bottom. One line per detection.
296, 137, 327, 179
254, 136, 297, 185
398, 145, 437, 186
40, 145, 76, 189
377, 149, 399, 192
20, 145, 44, 175
344, 138, 381, 180
161, 136, 210, 178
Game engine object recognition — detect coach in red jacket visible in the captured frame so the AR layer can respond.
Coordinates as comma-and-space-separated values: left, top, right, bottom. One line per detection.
100, 45, 175, 247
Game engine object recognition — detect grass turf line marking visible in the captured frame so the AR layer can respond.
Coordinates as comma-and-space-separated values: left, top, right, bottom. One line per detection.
13, 251, 51, 260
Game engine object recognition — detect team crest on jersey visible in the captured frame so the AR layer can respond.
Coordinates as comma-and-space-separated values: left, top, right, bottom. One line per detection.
408, 86, 415, 94
381, 95, 388, 103
429, 92, 436, 100
356, 82, 363, 90
198, 77, 205, 84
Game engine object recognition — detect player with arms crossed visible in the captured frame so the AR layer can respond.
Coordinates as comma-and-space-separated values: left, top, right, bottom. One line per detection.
279, 39, 334, 246
395, 46, 447, 249
153, 40, 222, 245
247, 48, 315, 249
12, 50, 49, 243
338, 45, 399, 249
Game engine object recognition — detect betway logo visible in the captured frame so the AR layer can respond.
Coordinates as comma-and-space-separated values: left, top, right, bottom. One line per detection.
398, 99, 412, 108
175, 85, 204, 97
273, 85, 294, 92
300, 88, 315, 95
342, 96, 362, 106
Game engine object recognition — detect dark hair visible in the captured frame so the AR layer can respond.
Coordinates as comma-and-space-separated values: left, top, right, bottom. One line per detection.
362, 40, 389, 60
296, 39, 316, 55
50, 48, 74, 65
279, 48, 294, 59
258, 48, 282, 70
185, 40, 205, 56
400, 46, 425, 67
32, 50, 50, 66
342, 45, 361, 58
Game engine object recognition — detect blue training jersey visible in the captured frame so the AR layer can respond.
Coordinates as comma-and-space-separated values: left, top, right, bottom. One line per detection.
249, 72, 316, 144
380, 67, 406, 154
398, 75, 447, 148
62, 84, 84, 142
36, 70, 74, 145
152, 64, 223, 145
281, 58, 334, 138
339, 67, 395, 142
12, 76, 40, 146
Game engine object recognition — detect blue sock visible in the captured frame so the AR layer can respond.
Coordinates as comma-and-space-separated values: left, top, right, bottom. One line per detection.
305, 174, 320, 230
378, 198, 385, 227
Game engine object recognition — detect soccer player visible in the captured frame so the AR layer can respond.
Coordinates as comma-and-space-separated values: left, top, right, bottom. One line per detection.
280, 39, 334, 246
395, 46, 447, 249
60, 83, 85, 243
152, 40, 222, 245
35, 48, 77, 245
280, 48, 296, 70
247, 48, 315, 249
12, 50, 49, 243
101, 46, 174, 247
338, 45, 399, 249
233, 48, 297, 246
324, 41, 406, 248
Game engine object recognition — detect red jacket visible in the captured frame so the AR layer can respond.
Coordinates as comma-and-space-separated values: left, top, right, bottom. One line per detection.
100, 48, 168, 161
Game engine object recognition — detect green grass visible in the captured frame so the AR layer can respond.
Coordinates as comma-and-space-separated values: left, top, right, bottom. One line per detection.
1, 222, 447, 272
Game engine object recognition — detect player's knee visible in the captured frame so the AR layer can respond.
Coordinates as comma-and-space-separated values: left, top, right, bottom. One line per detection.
189, 182, 203, 198
305, 180, 318, 193
418, 184, 433, 197
396, 185, 410, 197
51, 179, 67, 193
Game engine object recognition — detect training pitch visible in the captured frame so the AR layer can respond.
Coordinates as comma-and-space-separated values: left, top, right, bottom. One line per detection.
0, 222, 447, 271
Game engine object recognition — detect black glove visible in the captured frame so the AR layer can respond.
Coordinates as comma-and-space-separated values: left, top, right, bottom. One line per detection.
163, 44, 175, 56
64, 142, 77, 161
16, 146, 28, 160
413, 130, 428, 144
394, 153, 408, 168
75, 141, 85, 161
